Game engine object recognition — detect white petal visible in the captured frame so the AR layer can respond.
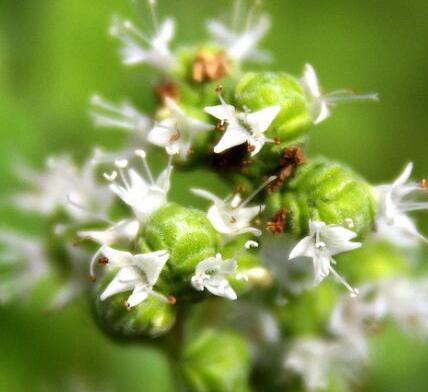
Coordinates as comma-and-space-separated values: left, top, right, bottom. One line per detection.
213, 126, 249, 153
100, 267, 138, 301
245, 105, 280, 133
204, 104, 236, 121
303, 64, 322, 98
191, 188, 223, 205
102, 247, 135, 267
133, 250, 169, 285
289, 236, 314, 260
126, 284, 150, 307
393, 162, 413, 187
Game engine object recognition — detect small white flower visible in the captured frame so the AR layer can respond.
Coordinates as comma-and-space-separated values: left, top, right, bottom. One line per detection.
205, 96, 280, 156
284, 338, 360, 391
375, 162, 428, 246
0, 231, 50, 303
15, 154, 112, 223
79, 219, 140, 248
98, 246, 169, 308
289, 220, 361, 296
301, 63, 378, 125
90, 95, 151, 137
110, 16, 176, 72
207, 12, 271, 63
148, 97, 213, 158
107, 150, 172, 224
191, 253, 242, 300
191, 177, 275, 237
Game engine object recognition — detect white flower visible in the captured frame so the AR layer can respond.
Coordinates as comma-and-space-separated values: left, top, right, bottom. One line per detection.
110, 16, 176, 72
374, 162, 428, 246
90, 95, 151, 138
284, 338, 360, 391
0, 231, 50, 303
98, 246, 169, 308
289, 220, 361, 296
329, 283, 379, 358
191, 176, 275, 237
148, 97, 213, 158
106, 150, 172, 224
15, 154, 112, 223
207, 12, 271, 63
191, 253, 243, 300
79, 219, 140, 247
204, 96, 280, 156
301, 63, 378, 125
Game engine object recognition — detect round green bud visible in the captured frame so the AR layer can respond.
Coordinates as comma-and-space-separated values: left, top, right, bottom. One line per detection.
143, 203, 219, 291
266, 158, 376, 238
337, 240, 410, 284
93, 270, 176, 339
234, 72, 313, 143
182, 329, 252, 392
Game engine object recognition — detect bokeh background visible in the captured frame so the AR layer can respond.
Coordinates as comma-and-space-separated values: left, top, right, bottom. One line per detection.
1, 0, 428, 390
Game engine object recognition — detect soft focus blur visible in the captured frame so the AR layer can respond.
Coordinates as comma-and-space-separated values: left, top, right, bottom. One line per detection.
0, 0, 427, 391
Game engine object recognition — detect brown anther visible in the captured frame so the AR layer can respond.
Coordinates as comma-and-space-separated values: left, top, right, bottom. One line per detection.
215, 84, 223, 93
192, 49, 230, 83
420, 178, 427, 190
216, 120, 226, 132
268, 146, 306, 192
98, 256, 109, 265
169, 129, 181, 143
234, 185, 245, 194
124, 301, 131, 311
89, 275, 97, 282
167, 295, 177, 305
273, 137, 281, 145
154, 81, 180, 104
254, 218, 262, 226
229, 217, 237, 224
266, 208, 287, 234
247, 144, 256, 153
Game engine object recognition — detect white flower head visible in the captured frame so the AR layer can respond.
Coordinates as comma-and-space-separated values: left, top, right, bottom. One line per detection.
207, 0, 271, 63
0, 231, 50, 303
289, 220, 361, 296
98, 246, 170, 308
191, 253, 243, 300
148, 97, 213, 158
106, 150, 172, 224
192, 176, 275, 237
284, 337, 360, 391
109, 14, 176, 72
205, 95, 280, 156
301, 63, 379, 125
15, 154, 112, 223
90, 95, 151, 138
375, 162, 428, 246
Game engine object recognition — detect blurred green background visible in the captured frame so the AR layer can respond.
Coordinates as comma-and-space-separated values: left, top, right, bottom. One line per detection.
0, 0, 427, 390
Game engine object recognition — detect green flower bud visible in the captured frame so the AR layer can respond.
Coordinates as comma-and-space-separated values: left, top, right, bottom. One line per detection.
143, 203, 219, 292
234, 72, 313, 143
182, 329, 252, 392
93, 270, 176, 339
267, 158, 376, 238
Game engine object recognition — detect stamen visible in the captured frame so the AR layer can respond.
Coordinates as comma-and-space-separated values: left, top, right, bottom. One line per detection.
327, 91, 379, 103
329, 262, 359, 297
232, 0, 243, 31
240, 175, 276, 207
103, 171, 118, 181
148, 0, 159, 33
89, 246, 106, 280
135, 150, 155, 184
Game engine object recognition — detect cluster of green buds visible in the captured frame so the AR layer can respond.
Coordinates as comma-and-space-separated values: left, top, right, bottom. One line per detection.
3, 1, 428, 391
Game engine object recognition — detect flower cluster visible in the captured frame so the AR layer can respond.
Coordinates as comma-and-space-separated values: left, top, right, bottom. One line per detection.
2, 1, 428, 391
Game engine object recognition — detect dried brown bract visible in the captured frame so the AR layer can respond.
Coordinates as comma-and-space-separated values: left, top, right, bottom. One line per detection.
192, 49, 230, 83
